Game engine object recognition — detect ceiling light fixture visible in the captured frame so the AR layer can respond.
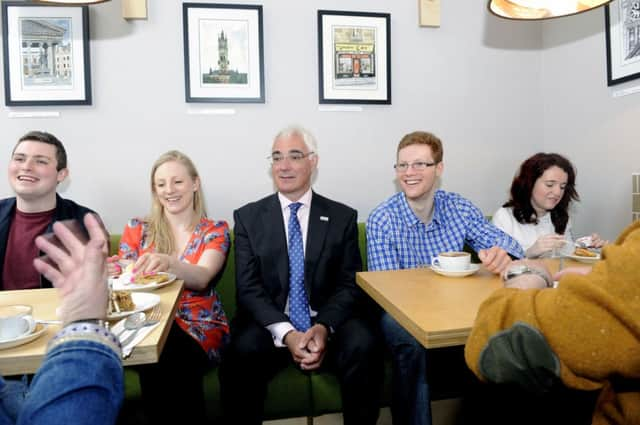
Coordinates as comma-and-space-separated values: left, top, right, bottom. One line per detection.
488, 0, 613, 20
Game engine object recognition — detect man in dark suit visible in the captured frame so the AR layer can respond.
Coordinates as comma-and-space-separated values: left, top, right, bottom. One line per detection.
220, 126, 381, 424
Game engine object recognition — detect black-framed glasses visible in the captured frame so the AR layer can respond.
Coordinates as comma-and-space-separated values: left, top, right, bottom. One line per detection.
394, 161, 437, 172
267, 150, 315, 164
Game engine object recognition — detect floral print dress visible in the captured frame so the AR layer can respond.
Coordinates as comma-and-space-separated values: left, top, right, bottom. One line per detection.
119, 217, 230, 362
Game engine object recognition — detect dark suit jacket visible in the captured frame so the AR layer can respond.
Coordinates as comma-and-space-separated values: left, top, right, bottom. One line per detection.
233, 192, 363, 331
0, 194, 96, 290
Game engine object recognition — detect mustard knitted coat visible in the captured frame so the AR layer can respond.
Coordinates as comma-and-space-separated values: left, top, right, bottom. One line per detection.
465, 221, 640, 425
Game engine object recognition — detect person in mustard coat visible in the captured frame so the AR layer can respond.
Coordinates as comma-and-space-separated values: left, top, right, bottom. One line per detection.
465, 220, 640, 424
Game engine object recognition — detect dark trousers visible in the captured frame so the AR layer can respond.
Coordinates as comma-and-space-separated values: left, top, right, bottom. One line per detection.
137, 322, 212, 423
219, 317, 382, 425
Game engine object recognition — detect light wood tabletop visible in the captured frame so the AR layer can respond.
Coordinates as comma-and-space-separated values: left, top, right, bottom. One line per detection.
0, 280, 184, 375
357, 259, 573, 349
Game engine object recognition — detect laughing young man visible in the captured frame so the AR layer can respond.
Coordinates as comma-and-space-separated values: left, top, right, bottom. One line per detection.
0, 131, 99, 290
366, 131, 524, 425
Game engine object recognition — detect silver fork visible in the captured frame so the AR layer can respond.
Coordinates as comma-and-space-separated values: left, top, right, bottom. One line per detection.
120, 305, 162, 347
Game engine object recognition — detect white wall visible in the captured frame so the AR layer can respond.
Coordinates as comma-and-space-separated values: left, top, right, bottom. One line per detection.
1, 1, 544, 235
542, 8, 639, 241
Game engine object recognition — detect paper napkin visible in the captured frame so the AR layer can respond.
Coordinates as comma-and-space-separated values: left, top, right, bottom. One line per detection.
111, 317, 160, 358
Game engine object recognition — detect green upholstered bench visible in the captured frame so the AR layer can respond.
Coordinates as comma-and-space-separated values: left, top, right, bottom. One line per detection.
114, 223, 473, 423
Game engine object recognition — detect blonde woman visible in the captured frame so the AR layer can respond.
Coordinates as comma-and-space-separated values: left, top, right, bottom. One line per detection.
115, 150, 229, 422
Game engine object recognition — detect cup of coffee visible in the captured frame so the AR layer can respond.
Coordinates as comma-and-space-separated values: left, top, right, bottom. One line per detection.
431, 251, 471, 271
0, 305, 35, 341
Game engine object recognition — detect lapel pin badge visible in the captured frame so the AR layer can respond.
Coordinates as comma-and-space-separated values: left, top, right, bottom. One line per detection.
320, 216, 329, 222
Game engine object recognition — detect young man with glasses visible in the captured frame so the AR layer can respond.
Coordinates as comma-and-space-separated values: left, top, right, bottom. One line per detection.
220, 126, 382, 425
366, 131, 524, 425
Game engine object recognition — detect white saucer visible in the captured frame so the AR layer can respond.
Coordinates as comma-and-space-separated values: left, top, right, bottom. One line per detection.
565, 253, 601, 264
0, 323, 48, 350
430, 263, 480, 277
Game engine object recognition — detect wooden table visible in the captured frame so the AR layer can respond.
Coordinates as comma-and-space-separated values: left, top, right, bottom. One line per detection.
356, 260, 569, 349
0, 280, 184, 375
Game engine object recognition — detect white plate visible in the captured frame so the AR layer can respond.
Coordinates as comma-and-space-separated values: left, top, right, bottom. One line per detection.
110, 272, 176, 292
430, 263, 480, 278
0, 323, 48, 350
565, 253, 601, 264
108, 292, 161, 320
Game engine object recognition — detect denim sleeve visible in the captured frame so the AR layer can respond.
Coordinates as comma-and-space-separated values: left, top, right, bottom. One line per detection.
17, 340, 123, 425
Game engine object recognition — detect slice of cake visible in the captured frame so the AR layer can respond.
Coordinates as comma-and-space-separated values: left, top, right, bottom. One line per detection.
133, 273, 169, 285
109, 290, 135, 313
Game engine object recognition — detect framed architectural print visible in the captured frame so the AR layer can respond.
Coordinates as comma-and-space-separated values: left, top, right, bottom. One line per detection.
1, 1, 91, 106
605, 1, 640, 86
317, 10, 391, 104
183, 3, 265, 103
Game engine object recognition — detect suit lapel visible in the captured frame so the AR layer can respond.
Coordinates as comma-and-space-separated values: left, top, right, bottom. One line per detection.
305, 193, 329, 293
261, 195, 289, 292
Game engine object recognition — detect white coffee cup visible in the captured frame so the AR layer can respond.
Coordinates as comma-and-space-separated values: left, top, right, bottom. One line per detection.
0, 305, 36, 341
431, 251, 471, 271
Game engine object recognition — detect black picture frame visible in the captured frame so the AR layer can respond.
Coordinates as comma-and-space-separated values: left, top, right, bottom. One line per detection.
183, 2, 265, 103
605, 2, 640, 86
2, 1, 91, 106
318, 10, 391, 104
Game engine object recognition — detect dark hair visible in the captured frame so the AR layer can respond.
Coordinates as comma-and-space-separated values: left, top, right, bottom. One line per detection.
397, 131, 443, 163
504, 153, 579, 234
13, 131, 67, 171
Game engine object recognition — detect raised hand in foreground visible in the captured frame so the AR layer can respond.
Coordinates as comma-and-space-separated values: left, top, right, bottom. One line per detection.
33, 213, 108, 325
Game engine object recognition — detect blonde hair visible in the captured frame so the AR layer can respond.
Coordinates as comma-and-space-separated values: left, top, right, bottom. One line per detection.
147, 150, 207, 254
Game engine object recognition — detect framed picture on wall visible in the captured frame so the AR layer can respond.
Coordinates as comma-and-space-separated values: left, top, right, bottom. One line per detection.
318, 10, 391, 104
605, 1, 640, 86
183, 3, 265, 103
1, 2, 91, 106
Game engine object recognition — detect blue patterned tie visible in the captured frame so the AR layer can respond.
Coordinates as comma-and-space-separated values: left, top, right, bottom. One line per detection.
288, 202, 311, 332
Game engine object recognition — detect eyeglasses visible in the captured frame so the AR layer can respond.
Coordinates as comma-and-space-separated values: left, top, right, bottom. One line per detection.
268, 150, 315, 165
394, 161, 437, 172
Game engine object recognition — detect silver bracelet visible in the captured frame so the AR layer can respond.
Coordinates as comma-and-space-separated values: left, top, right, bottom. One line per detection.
47, 321, 122, 358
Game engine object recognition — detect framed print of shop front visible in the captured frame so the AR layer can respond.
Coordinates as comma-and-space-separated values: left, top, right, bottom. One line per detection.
317, 10, 391, 104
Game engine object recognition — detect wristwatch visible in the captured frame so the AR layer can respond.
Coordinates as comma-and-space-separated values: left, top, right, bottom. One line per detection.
504, 264, 552, 288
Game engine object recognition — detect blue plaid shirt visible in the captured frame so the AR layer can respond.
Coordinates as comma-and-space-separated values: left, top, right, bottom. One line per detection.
366, 190, 524, 271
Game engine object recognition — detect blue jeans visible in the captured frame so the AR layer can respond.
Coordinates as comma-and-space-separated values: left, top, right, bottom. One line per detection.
381, 312, 431, 425
0, 375, 28, 425
0, 339, 123, 425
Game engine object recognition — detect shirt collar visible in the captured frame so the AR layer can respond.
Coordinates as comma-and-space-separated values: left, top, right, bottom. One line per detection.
398, 190, 444, 228
278, 188, 313, 212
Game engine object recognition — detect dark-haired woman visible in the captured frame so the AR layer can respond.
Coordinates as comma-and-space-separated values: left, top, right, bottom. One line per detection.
492, 153, 605, 258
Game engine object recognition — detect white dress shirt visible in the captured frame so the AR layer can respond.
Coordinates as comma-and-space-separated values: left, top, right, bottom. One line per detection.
266, 189, 318, 347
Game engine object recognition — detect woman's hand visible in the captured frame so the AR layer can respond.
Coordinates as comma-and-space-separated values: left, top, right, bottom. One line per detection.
553, 266, 592, 280
588, 233, 607, 249
133, 253, 173, 275
525, 234, 567, 258
106, 255, 122, 277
